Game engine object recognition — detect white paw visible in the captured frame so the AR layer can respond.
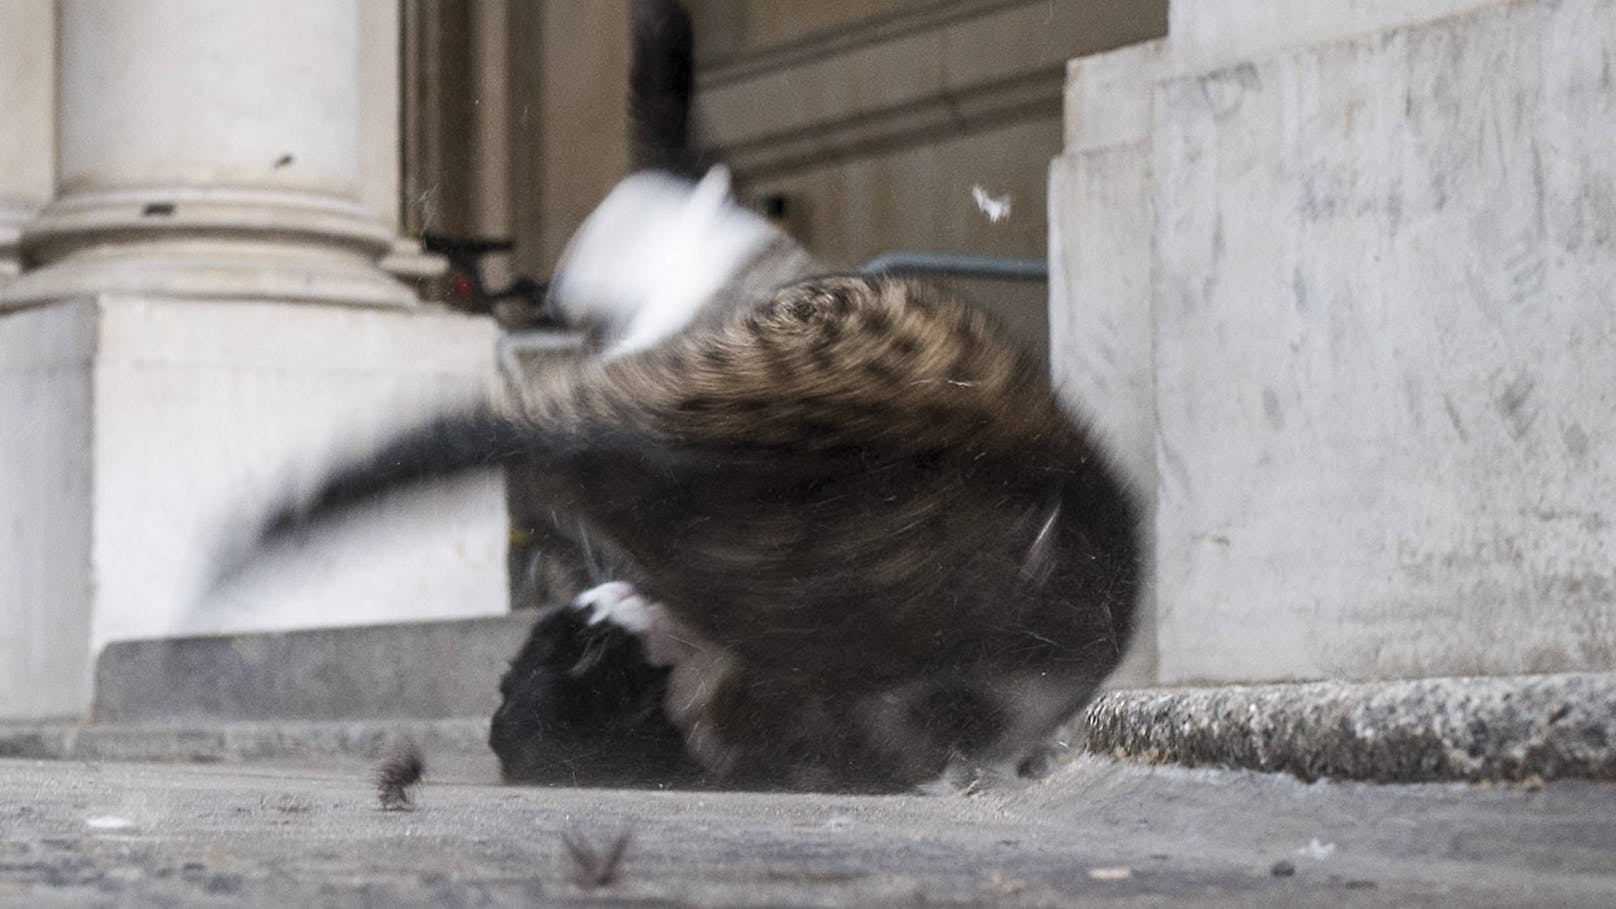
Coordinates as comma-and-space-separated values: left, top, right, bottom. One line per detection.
549, 167, 779, 357
572, 580, 657, 635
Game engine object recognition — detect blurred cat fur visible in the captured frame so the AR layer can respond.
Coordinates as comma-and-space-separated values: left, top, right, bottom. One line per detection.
244, 161, 1140, 791
234, 0, 1140, 792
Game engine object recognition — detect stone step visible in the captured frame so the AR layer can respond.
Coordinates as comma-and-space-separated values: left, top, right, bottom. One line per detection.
91, 613, 538, 724
0, 716, 493, 767
1083, 672, 1616, 783
54, 613, 1616, 788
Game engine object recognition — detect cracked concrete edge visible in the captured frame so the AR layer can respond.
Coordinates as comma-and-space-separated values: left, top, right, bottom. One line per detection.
1080, 672, 1616, 783
0, 717, 491, 764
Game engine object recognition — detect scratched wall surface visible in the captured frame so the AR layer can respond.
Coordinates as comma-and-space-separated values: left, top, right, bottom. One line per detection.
1055, 0, 1616, 684
1153, 0, 1616, 682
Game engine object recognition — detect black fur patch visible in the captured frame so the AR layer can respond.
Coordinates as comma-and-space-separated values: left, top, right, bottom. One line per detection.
490, 606, 702, 787
375, 742, 424, 811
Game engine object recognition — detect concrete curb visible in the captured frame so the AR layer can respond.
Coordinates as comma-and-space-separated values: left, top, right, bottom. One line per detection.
8, 673, 1614, 786
1083, 672, 1616, 783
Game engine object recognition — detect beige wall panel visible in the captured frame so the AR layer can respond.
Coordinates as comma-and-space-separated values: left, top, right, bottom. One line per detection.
744, 115, 1062, 362
689, 0, 926, 65
532, 3, 633, 271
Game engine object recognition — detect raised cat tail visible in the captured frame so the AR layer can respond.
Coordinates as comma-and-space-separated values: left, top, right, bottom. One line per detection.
629, 0, 699, 176
209, 406, 677, 591
257, 408, 545, 547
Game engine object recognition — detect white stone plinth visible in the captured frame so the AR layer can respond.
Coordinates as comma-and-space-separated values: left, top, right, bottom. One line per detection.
0, 299, 507, 720
1053, 0, 1616, 684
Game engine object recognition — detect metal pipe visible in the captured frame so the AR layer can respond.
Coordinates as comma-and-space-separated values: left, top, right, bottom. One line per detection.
859, 251, 1048, 283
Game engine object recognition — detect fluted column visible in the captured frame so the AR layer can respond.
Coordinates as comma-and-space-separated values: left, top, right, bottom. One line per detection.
0, 0, 54, 283
1, 0, 413, 308
362, 0, 444, 287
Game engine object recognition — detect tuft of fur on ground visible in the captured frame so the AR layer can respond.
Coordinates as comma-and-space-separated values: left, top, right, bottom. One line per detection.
374, 742, 425, 811
562, 828, 632, 888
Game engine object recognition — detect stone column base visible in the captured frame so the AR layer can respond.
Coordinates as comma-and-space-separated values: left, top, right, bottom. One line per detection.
0, 202, 34, 283
0, 188, 415, 310
0, 296, 508, 721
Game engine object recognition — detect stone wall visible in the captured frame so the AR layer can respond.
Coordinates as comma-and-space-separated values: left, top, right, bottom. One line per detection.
699, 0, 1168, 363
1053, 0, 1616, 685
0, 299, 504, 720
0, 0, 54, 282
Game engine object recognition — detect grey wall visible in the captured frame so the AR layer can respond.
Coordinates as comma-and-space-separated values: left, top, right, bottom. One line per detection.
1053, 0, 1616, 686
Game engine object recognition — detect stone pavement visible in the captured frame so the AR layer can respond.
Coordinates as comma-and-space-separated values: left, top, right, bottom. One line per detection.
0, 752, 1612, 908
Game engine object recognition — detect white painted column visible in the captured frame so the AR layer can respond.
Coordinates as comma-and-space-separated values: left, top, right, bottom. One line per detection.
362, 0, 445, 286
0, 0, 506, 722
0, 0, 54, 283
360, 0, 405, 235
1, 0, 412, 309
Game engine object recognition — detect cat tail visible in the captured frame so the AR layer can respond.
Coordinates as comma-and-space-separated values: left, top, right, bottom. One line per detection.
211, 407, 677, 589
259, 409, 543, 544
629, 0, 700, 176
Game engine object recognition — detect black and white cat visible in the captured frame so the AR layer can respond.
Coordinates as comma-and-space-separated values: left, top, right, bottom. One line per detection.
233, 0, 1142, 793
